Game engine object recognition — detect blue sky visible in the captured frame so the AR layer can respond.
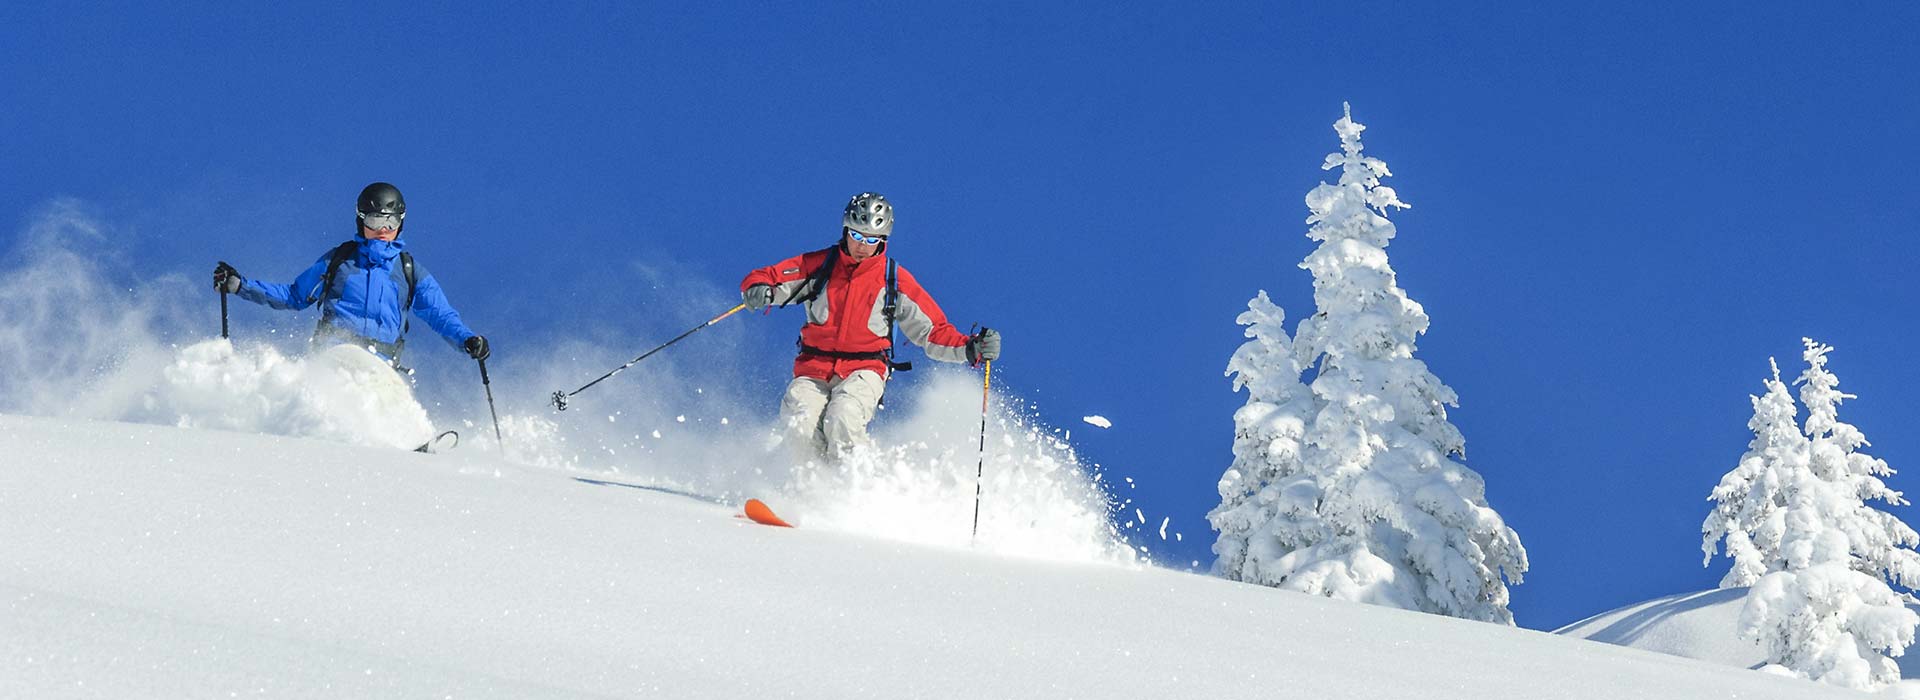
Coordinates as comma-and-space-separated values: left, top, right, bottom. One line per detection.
4, 1, 1916, 630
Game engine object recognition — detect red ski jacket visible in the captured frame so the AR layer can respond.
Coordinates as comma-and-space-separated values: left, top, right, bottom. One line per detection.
741, 243, 973, 380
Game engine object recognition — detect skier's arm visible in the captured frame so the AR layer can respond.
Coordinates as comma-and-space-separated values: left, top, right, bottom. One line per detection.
740, 248, 832, 308
408, 271, 479, 350
233, 254, 331, 311
890, 266, 974, 364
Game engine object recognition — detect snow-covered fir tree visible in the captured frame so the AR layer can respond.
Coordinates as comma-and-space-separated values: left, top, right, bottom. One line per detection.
1700, 359, 1805, 588
1209, 104, 1528, 624
1703, 339, 1920, 690
1210, 290, 1313, 581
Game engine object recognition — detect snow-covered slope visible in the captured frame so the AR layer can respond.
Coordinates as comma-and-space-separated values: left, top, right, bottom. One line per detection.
1, 413, 1861, 699
1556, 589, 1762, 669
1558, 588, 1920, 679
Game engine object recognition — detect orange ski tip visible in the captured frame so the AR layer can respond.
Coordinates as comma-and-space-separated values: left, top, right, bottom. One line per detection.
744, 498, 794, 528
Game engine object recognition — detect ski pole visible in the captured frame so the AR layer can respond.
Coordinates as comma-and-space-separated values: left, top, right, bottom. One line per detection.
220, 289, 229, 339
971, 359, 993, 544
550, 303, 748, 411
478, 357, 504, 447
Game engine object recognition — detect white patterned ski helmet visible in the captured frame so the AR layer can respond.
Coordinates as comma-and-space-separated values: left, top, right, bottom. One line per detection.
842, 192, 893, 238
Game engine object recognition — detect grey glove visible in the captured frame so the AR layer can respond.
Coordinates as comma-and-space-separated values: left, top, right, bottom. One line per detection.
968, 327, 1001, 364
214, 261, 244, 294
743, 284, 773, 312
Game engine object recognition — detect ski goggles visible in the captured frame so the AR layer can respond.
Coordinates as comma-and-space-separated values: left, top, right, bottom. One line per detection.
359, 211, 404, 231
845, 229, 885, 245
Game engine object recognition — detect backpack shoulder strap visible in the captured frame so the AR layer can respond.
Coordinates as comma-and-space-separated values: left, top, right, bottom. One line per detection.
784, 245, 840, 307
884, 257, 911, 373
885, 258, 897, 326
394, 251, 419, 345
309, 241, 361, 305
399, 251, 417, 310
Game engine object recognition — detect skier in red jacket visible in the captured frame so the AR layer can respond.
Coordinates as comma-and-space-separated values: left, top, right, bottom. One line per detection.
740, 192, 1001, 462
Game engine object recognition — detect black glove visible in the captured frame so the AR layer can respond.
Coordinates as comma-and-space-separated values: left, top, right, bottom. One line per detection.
967, 327, 1001, 364
214, 261, 244, 294
464, 335, 491, 361
743, 284, 773, 312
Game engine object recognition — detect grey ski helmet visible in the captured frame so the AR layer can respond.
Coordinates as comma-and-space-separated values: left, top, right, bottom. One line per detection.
356, 182, 406, 235
842, 192, 893, 238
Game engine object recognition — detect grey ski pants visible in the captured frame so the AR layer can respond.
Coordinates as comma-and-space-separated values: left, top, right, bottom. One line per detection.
778, 369, 885, 462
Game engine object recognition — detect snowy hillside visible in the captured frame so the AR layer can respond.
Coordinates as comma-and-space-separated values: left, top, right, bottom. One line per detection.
1, 413, 1865, 699
1559, 588, 1920, 680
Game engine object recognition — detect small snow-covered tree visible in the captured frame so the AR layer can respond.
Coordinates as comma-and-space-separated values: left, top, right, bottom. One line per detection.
1209, 104, 1528, 625
1210, 290, 1313, 581
1701, 359, 1806, 587
1704, 339, 1920, 690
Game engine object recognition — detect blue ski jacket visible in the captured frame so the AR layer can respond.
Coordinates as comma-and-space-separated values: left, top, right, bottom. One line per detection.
234, 238, 477, 351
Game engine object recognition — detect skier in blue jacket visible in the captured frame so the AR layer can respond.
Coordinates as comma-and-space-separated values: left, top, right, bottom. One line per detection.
213, 182, 490, 365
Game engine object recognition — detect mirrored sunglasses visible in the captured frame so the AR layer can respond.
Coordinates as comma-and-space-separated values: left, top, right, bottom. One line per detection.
845, 229, 885, 245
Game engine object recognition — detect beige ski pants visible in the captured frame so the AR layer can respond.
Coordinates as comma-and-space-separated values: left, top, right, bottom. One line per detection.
778, 369, 886, 462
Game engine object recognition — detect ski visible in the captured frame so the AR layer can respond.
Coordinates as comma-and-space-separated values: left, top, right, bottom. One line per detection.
414, 430, 459, 454
743, 498, 794, 528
